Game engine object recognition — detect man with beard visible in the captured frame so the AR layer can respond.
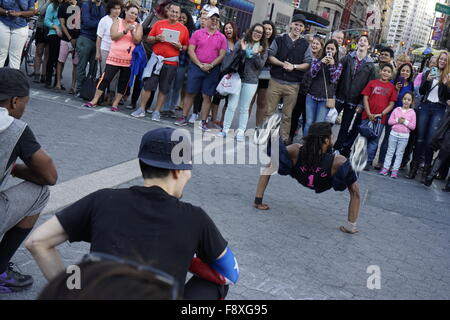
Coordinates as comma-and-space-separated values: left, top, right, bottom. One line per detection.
253, 118, 361, 234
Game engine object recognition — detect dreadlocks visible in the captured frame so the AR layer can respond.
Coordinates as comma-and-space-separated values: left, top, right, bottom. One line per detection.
300, 122, 333, 168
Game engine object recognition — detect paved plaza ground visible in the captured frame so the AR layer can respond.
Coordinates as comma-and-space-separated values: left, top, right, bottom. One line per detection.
1, 82, 449, 300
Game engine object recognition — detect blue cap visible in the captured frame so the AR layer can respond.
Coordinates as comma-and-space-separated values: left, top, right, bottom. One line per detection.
138, 128, 192, 170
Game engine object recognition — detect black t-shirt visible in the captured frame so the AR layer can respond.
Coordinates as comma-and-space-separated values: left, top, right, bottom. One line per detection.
56, 186, 228, 295
291, 150, 335, 194
6, 125, 41, 169
57, 2, 81, 42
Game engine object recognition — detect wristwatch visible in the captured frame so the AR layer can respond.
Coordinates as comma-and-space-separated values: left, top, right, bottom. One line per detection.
5, 10, 9, 16
293, 64, 297, 70
122, 30, 127, 35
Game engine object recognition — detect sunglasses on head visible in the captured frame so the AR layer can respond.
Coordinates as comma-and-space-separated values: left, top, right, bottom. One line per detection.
82, 252, 179, 300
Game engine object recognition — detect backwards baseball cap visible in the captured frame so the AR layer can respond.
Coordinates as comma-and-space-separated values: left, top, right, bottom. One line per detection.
0, 68, 30, 101
207, 10, 220, 19
138, 127, 192, 170
292, 14, 306, 24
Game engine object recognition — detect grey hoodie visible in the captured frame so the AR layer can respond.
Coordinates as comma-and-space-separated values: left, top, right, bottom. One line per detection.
230, 41, 268, 84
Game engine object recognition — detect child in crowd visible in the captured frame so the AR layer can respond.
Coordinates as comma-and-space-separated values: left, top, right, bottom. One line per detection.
380, 92, 416, 178
201, 0, 219, 16
360, 63, 398, 170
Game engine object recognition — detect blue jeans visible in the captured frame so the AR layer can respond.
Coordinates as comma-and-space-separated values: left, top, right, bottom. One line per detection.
304, 94, 329, 136
223, 83, 258, 133
163, 64, 187, 112
413, 102, 446, 165
361, 119, 385, 164
383, 134, 409, 171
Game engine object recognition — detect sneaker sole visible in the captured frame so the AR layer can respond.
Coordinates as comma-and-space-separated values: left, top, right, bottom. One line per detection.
254, 114, 281, 145
0, 284, 33, 293
131, 114, 145, 118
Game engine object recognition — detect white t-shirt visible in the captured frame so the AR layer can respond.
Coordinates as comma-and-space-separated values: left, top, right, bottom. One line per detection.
428, 79, 440, 103
97, 15, 114, 52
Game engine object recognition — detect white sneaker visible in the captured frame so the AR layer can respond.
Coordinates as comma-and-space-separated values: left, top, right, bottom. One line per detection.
131, 108, 146, 118
188, 113, 198, 124
236, 131, 245, 142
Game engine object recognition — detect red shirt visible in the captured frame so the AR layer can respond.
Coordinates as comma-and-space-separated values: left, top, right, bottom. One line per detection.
361, 79, 398, 124
149, 19, 189, 65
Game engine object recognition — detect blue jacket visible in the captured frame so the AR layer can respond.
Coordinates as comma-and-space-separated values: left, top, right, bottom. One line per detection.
44, 3, 60, 36
129, 44, 147, 88
80, 1, 106, 41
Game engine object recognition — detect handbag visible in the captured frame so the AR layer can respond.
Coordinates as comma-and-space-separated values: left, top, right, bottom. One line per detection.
358, 118, 382, 139
79, 63, 104, 102
325, 108, 338, 123
216, 73, 241, 96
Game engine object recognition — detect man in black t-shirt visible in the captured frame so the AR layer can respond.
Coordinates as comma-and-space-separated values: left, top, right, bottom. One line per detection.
0, 68, 58, 294
27, 127, 239, 299
56, 0, 81, 92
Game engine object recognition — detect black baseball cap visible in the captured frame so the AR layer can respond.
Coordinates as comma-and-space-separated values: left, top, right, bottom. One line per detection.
292, 14, 306, 24
0, 68, 30, 101
138, 128, 192, 170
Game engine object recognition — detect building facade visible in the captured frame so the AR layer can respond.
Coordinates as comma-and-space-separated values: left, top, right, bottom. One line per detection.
385, 0, 432, 55
251, 0, 294, 34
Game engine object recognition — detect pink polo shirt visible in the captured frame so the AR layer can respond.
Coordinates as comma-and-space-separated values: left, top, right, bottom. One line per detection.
189, 28, 227, 64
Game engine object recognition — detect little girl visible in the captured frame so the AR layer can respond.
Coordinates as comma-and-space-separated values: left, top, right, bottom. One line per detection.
380, 92, 417, 178
202, 0, 220, 16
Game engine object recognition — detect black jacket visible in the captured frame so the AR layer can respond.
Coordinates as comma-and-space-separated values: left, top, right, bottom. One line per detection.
419, 70, 450, 107
336, 53, 376, 105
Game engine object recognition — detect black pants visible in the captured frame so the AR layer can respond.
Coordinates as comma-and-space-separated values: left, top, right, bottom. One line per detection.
183, 276, 229, 300
128, 76, 155, 109
290, 93, 306, 141
193, 93, 203, 114
334, 102, 362, 157
46, 35, 60, 86
98, 64, 131, 95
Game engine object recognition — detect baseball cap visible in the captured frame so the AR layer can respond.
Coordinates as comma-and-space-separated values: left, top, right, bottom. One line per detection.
207, 10, 220, 19
138, 128, 192, 170
0, 68, 30, 101
292, 14, 306, 24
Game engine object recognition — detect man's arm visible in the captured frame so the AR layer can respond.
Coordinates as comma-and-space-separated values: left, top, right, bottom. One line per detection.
59, 17, 71, 41
25, 216, 68, 280
188, 44, 202, 67
189, 248, 239, 285
13, 148, 58, 186
95, 35, 102, 60
208, 48, 226, 70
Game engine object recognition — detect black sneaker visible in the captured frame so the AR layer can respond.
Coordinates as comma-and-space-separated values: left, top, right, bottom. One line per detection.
363, 164, 372, 171
0, 263, 33, 293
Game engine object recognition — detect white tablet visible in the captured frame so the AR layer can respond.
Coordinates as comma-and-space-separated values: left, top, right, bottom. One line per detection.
162, 28, 180, 43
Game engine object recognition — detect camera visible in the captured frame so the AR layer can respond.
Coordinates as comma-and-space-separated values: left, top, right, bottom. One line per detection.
326, 51, 333, 58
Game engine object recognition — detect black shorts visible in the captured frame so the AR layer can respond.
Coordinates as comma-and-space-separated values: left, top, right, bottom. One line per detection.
258, 79, 270, 89
143, 64, 178, 94
35, 27, 48, 44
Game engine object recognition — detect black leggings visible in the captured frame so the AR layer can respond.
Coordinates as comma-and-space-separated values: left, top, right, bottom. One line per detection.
183, 275, 229, 300
98, 64, 131, 95
46, 35, 60, 85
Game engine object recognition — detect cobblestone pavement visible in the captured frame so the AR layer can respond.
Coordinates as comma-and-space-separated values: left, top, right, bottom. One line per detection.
1, 84, 449, 300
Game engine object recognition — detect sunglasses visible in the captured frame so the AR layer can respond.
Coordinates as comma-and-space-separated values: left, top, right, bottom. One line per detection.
82, 252, 179, 300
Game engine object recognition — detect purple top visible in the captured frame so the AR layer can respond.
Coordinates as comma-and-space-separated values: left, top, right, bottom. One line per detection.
310, 58, 343, 84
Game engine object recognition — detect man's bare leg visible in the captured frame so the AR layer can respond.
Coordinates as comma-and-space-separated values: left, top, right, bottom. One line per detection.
340, 182, 360, 234
182, 93, 195, 118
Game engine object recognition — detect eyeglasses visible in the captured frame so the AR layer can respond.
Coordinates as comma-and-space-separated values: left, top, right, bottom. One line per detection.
82, 252, 179, 300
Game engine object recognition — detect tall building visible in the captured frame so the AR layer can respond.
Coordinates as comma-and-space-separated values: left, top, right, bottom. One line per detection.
251, 0, 294, 34
386, 0, 433, 55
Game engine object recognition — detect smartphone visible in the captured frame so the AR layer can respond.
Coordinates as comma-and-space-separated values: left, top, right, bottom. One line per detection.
398, 76, 405, 86
431, 67, 438, 77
